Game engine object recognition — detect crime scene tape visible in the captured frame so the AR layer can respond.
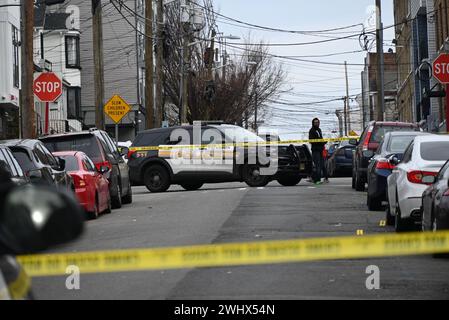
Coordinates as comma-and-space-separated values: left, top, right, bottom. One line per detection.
129, 137, 359, 152
17, 231, 449, 277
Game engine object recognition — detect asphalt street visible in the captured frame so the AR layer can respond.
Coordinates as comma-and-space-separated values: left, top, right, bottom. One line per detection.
32, 178, 449, 300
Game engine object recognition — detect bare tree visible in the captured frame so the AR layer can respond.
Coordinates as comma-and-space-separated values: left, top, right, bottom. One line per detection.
161, 2, 286, 127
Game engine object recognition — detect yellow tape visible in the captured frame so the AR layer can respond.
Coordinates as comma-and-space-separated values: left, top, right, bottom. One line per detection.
130, 137, 359, 152
17, 231, 449, 277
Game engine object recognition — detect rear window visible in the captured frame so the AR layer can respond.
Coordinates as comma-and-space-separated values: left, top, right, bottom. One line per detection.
11, 149, 36, 172
387, 135, 417, 153
42, 136, 103, 163
420, 142, 449, 161
58, 155, 79, 172
371, 126, 418, 143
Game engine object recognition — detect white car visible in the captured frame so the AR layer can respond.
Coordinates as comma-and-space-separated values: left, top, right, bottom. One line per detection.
387, 135, 449, 232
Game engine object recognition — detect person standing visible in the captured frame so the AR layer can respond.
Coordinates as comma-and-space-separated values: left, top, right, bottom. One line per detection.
309, 118, 327, 185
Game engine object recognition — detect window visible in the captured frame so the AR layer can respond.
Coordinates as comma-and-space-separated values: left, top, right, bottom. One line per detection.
402, 143, 414, 163
438, 161, 449, 181
42, 136, 104, 163
420, 142, 449, 161
12, 26, 19, 88
60, 155, 79, 172
65, 36, 80, 68
83, 157, 96, 172
67, 87, 81, 119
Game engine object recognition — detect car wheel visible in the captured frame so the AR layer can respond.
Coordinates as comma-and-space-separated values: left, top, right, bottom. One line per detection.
244, 165, 270, 188
144, 165, 171, 193
432, 213, 449, 258
180, 182, 204, 191
355, 169, 365, 192
122, 181, 133, 204
385, 204, 395, 226
367, 194, 382, 211
394, 195, 411, 232
111, 183, 122, 209
277, 175, 302, 187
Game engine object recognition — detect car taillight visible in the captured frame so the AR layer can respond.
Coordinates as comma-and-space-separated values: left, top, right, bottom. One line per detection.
363, 131, 372, 151
376, 159, 395, 170
407, 171, 438, 185
72, 175, 86, 188
95, 161, 112, 172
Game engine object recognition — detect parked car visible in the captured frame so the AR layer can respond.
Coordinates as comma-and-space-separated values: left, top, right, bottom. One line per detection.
1, 140, 73, 191
0, 145, 29, 186
352, 122, 420, 192
326, 143, 355, 178
387, 135, 449, 232
128, 123, 313, 192
422, 159, 449, 233
367, 132, 430, 212
40, 129, 132, 209
53, 151, 112, 219
0, 164, 84, 300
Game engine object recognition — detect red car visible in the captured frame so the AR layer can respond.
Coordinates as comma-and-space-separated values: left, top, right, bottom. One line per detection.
53, 151, 111, 219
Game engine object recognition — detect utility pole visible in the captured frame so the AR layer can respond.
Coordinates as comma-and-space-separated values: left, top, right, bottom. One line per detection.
343, 99, 348, 136
145, 0, 154, 129
376, 0, 385, 121
254, 89, 258, 134
182, 25, 190, 124
21, 0, 36, 139
92, 0, 105, 130
344, 61, 351, 134
155, 0, 164, 128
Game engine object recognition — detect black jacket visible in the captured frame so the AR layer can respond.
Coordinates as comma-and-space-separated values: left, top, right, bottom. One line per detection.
309, 127, 326, 152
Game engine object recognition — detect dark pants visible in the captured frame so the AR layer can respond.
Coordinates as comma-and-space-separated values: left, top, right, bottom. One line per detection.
312, 150, 324, 183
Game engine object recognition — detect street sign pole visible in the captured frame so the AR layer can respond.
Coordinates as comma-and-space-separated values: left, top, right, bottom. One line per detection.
45, 102, 49, 134
115, 123, 119, 147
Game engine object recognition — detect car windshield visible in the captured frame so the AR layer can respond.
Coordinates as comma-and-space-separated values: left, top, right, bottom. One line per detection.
58, 155, 79, 172
387, 135, 418, 153
42, 136, 103, 163
420, 141, 449, 161
215, 126, 265, 143
371, 126, 418, 143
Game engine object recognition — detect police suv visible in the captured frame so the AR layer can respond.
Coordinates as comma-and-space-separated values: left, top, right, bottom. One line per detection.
127, 122, 313, 193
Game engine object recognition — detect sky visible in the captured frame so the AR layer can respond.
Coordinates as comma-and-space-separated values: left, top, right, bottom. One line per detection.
212, 0, 395, 139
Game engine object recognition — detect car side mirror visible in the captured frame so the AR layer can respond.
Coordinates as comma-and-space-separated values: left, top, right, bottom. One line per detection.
27, 169, 43, 182
389, 155, 400, 166
98, 165, 110, 174
363, 150, 374, 158
0, 185, 84, 254
349, 139, 358, 146
57, 157, 66, 171
120, 147, 129, 158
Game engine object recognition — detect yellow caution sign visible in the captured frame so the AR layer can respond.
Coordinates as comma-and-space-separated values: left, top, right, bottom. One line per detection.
104, 95, 131, 124
17, 231, 449, 277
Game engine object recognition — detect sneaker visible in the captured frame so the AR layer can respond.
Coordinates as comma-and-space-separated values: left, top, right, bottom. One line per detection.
323, 179, 329, 184
314, 181, 323, 185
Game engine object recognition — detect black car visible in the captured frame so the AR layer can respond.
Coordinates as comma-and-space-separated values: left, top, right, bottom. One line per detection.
422, 160, 449, 233
128, 123, 313, 192
1, 140, 73, 190
352, 121, 420, 192
366, 131, 430, 213
326, 144, 355, 178
0, 145, 29, 186
39, 129, 132, 208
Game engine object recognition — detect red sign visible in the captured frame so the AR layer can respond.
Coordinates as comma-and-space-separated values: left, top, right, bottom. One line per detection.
33, 72, 62, 102
433, 54, 449, 84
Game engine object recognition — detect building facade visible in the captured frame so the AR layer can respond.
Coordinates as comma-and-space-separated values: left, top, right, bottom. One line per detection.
0, 0, 21, 139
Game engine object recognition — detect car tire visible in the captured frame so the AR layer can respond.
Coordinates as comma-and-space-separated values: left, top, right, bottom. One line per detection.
394, 195, 412, 233
355, 169, 365, 192
386, 204, 395, 226
144, 165, 171, 193
277, 175, 302, 187
244, 165, 270, 188
180, 182, 204, 191
111, 184, 122, 209
122, 181, 133, 204
432, 214, 449, 259
367, 194, 382, 211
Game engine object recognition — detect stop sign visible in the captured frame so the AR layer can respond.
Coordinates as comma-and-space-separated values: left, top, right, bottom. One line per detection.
33, 72, 62, 102
433, 54, 449, 84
